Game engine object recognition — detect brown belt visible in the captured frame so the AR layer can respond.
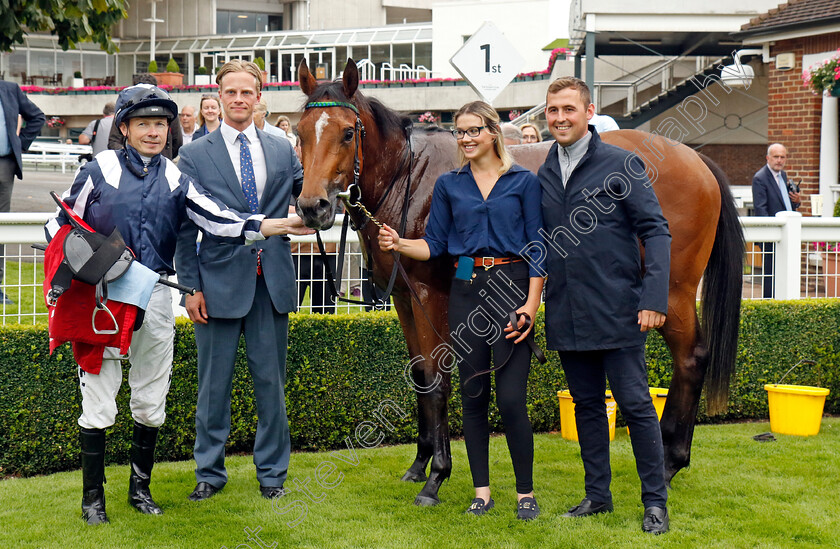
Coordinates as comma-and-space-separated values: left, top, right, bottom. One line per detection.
455, 256, 524, 269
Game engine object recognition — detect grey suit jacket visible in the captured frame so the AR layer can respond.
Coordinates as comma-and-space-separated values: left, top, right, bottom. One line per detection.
0, 81, 45, 179
174, 126, 303, 318
752, 164, 799, 217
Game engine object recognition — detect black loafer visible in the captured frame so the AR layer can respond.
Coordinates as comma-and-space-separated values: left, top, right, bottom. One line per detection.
516, 496, 540, 521
259, 485, 287, 499
465, 497, 494, 516
188, 481, 221, 502
562, 497, 613, 517
642, 506, 669, 534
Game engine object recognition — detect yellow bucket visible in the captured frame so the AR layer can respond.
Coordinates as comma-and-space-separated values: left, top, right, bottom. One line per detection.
764, 384, 830, 436
627, 388, 669, 433
557, 390, 617, 441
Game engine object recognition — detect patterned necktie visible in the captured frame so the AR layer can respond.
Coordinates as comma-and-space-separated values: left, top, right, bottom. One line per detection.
238, 133, 260, 213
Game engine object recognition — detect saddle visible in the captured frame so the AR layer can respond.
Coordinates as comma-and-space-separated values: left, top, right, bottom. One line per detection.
46, 192, 134, 334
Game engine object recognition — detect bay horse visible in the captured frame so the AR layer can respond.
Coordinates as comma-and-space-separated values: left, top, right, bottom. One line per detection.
295, 59, 743, 505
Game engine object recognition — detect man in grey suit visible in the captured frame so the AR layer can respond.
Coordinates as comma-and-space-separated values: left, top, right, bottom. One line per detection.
175, 60, 310, 501
0, 81, 45, 303
751, 143, 800, 298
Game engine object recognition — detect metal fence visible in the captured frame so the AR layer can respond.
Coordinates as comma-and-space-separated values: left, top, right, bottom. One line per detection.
0, 213, 382, 325
2, 211, 838, 326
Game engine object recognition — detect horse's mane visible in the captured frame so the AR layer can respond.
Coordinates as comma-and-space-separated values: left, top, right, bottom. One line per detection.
304, 81, 411, 138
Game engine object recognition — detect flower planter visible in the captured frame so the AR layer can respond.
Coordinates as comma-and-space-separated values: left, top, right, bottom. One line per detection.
72, 78, 84, 88
152, 72, 184, 87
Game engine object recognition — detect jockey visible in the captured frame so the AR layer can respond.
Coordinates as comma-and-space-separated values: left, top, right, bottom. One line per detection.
45, 83, 302, 526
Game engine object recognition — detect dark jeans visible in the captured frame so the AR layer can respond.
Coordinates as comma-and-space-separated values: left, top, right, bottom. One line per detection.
558, 344, 667, 508
449, 261, 534, 493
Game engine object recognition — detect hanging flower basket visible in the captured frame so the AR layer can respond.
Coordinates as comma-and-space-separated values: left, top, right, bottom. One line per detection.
802, 49, 840, 95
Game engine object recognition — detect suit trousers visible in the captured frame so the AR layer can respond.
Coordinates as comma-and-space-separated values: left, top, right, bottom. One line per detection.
760, 242, 775, 299
193, 275, 290, 489
0, 155, 16, 282
449, 261, 534, 493
558, 344, 667, 508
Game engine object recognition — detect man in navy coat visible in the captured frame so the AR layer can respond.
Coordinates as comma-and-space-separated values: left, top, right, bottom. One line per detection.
536, 77, 671, 534
0, 81, 45, 303
175, 60, 310, 502
751, 143, 799, 298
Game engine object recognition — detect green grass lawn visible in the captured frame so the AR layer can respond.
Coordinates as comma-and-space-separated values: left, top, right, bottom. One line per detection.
2, 419, 839, 548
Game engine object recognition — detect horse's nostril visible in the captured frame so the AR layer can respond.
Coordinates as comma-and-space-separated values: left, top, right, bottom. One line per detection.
316, 198, 330, 211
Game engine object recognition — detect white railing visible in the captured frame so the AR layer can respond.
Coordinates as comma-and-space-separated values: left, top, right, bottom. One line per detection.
22, 142, 92, 174
379, 62, 433, 81
2, 211, 839, 325
0, 213, 382, 325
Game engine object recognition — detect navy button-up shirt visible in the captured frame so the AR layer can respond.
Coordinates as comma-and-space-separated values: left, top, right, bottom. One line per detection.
422, 163, 545, 277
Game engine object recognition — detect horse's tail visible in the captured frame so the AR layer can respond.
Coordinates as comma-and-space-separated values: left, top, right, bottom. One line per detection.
698, 154, 744, 416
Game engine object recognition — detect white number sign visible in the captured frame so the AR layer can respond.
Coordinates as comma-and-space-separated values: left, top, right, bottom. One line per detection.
449, 21, 526, 104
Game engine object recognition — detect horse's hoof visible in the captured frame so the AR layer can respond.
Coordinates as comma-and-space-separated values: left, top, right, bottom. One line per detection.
401, 471, 427, 483
414, 495, 440, 507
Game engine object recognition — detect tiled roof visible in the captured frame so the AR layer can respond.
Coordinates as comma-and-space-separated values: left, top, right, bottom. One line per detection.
740, 0, 840, 33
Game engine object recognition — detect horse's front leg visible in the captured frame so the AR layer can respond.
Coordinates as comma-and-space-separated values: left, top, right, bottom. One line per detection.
393, 297, 433, 483
406, 291, 452, 506
658, 293, 709, 485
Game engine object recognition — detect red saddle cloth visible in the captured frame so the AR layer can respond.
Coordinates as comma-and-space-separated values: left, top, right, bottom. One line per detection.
43, 225, 138, 374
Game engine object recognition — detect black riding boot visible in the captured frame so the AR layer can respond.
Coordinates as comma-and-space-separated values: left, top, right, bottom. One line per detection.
80, 427, 109, 525
128, 421, 163, 515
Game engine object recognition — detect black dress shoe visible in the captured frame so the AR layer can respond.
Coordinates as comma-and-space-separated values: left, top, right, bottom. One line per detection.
642, 506, 669, 534
259, 485, 287, 499
189, 481, 221, 502
562, 497, 614, 517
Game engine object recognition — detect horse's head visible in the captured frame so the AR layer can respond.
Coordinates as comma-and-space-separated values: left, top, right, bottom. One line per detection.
296, 58, 366, 230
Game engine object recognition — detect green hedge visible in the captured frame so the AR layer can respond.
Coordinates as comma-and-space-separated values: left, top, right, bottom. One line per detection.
2, 300, 839, 477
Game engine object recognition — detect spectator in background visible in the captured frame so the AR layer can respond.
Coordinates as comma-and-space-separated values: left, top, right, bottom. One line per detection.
751, 143, 800, 298
253, 101, 287, 140
521, 123, 542, 144
192, 94, 222, 141
275, 115, 297, 147
79, 101, 115, 157
590, 112, 619, 133
501, 122, 523, 145
0, 79, 45, 304
107, 73, 182, 159
179, 105, 198, 145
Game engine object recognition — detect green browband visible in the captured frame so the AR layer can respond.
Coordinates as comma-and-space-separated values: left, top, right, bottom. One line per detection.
305, 101, 359, 114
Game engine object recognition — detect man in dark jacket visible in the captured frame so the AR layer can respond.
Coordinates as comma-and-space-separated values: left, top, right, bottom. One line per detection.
751, 143, 799, 298
536, 77, 671, 534
0, 80, 45, 303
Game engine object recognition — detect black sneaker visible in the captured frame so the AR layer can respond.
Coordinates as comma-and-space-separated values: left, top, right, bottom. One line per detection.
0, 291, 14, 305
465, 497, 494, 516
516, 496, 540, 520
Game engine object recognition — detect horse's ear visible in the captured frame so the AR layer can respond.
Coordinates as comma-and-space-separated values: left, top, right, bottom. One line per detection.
298, 59, 317, 96
342, 58, 359, 100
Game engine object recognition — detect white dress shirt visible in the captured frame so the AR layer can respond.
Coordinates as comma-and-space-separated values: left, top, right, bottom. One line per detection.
220, 121, 267, 202
769, 166, 793, 211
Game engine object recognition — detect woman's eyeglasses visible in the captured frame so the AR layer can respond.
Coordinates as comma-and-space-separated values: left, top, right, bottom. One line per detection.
451, 126, 486, 139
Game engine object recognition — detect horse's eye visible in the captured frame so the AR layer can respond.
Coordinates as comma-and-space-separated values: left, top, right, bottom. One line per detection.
343, 128, 355, 142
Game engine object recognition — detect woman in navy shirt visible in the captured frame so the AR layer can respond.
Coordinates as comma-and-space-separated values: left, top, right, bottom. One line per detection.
379, 101, 545, 520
